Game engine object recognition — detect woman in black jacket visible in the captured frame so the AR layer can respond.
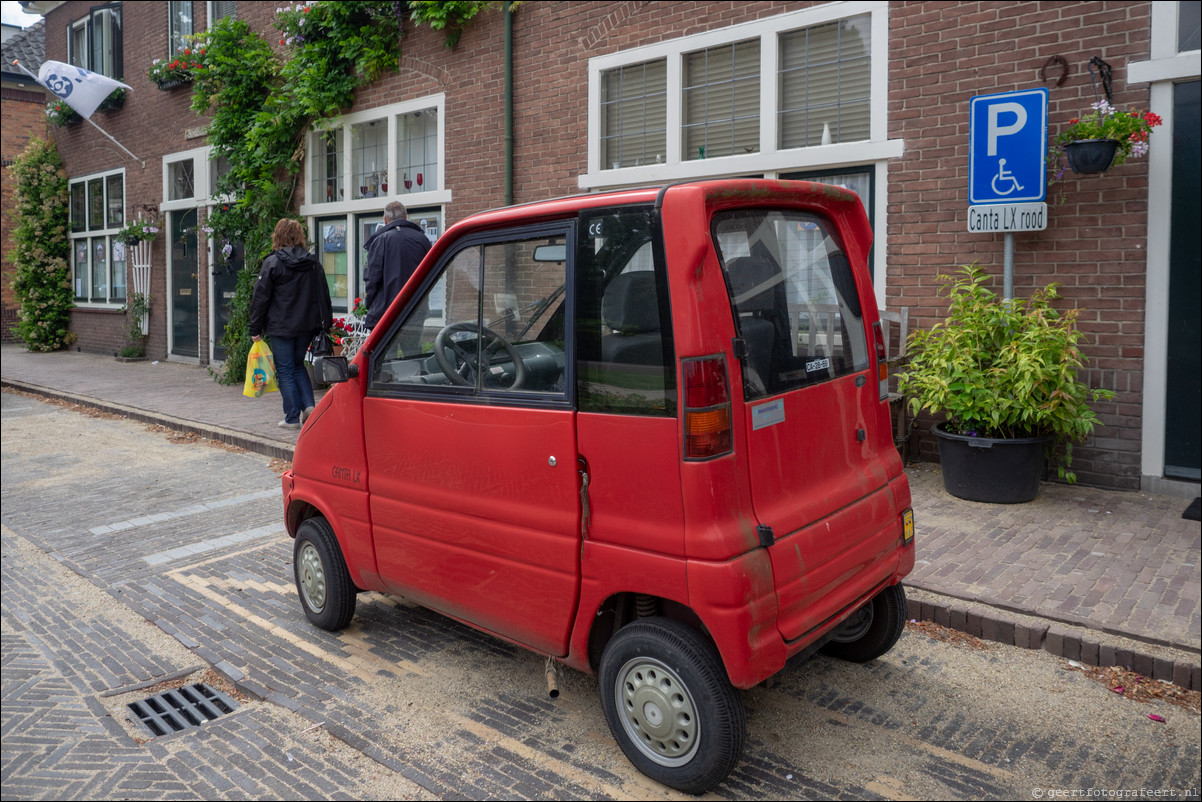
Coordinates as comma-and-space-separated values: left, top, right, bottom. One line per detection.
249, 219, 333, 429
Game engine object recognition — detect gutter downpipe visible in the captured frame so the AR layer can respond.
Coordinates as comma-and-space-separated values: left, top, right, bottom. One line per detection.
505, 3, 514, 207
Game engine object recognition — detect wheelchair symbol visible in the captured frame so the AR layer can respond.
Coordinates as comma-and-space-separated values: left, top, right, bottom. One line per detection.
991, 159, 1024, 196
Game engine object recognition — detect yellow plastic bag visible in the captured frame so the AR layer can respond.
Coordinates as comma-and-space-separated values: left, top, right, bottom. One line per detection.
243, 340, 279, 398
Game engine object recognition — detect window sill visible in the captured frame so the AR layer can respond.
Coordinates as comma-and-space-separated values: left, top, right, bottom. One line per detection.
579, 139, 906, 191
299, 188, 452, 217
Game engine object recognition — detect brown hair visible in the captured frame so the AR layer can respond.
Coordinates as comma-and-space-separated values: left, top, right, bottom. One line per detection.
272, 218, 307, 250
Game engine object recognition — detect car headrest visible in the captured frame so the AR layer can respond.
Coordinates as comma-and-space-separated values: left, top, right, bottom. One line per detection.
602, 272, 659, 334
726, 256, 783, 313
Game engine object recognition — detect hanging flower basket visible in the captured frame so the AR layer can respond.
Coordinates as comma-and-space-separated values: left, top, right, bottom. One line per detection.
1064, 139, 1119, 175
156, 77, 191, 91
98, 88, 126, 112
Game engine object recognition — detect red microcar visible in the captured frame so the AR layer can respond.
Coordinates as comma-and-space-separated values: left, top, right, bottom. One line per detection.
283, 179, 915, 794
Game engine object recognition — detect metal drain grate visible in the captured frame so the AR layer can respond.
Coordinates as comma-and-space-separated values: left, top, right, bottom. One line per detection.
126, 683, 238, 737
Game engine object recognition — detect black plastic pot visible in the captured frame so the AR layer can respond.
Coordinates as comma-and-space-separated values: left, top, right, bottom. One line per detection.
933, 423, 1051, 504
1065, 139, 1119, 174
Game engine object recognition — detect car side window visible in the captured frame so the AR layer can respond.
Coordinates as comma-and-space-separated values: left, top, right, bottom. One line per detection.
369, 227, 570, 399
713, 210, 869, 400
575, 207, 676, 416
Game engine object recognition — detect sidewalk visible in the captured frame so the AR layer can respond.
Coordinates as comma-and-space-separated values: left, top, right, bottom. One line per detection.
3, 343, 1199, 689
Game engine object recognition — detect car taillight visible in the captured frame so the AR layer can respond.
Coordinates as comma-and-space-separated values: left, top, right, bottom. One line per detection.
873, 321, 888, 401
683, 355, 733, 459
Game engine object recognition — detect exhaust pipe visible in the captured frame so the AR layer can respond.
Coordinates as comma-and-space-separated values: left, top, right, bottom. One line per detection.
545, 657, 559, 699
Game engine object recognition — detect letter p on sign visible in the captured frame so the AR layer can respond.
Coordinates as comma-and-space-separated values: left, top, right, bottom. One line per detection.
987, 103, 1027, 156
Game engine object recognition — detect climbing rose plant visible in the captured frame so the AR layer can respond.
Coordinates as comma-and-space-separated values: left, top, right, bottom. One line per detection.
8, 138, 76, 351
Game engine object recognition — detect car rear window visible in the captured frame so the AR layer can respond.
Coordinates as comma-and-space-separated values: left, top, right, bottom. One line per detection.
712, 209, 869, 400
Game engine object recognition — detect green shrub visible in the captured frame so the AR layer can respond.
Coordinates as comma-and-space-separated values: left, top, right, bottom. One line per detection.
897, 264, 1115, 482
8, 138, 76, 351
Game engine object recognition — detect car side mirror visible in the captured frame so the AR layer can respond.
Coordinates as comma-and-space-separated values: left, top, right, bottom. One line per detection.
315, 356, 359, 383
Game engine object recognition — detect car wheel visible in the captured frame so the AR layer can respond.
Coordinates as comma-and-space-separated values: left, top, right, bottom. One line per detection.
598, 618, 745, 795
294, 517, 356, 631
820, 583, 906, 663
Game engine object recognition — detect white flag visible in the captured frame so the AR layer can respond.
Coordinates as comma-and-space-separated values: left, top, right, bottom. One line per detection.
38, 60, 131, 120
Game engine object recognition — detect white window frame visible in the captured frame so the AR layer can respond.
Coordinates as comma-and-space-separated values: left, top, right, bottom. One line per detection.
300, 95, 451, 219
583, 1, 900, 189
583, 1, 900, 306
161, 145, 211, 213
68, 167, 127, 308
67, 3, 122, 78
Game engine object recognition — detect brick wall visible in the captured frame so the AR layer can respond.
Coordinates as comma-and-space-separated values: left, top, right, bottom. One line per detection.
1, 86, 49, 342
887, 1, 1152, 489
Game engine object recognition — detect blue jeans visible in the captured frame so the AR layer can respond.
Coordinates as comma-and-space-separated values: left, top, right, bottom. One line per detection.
271, 336, 314, 424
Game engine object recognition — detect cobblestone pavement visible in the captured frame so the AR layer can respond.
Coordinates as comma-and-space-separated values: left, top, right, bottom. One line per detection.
4, 395, 1199, 801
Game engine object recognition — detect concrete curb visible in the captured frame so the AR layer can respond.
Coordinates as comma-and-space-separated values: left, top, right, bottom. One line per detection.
2, 378, 295, 461
905, 587, 1202, 691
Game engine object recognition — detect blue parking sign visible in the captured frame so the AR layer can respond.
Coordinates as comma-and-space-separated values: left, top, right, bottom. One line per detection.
969, 89, 1047, 204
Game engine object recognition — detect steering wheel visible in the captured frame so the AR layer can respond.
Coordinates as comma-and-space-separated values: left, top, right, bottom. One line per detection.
433, 322, 527, 390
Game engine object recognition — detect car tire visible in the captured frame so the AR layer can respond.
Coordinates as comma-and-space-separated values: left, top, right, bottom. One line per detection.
820, 583, 906, 663
598, 618, 745, 795
294, 517, 356, 631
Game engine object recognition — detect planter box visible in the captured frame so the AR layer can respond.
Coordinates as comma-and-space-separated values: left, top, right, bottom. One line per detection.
933, 423, 1051, 504
1065, 139, 1118, 174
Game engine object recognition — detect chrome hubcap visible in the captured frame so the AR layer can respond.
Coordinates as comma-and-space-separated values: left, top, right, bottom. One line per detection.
615, 657, 699, 767
298, 542, 326, 613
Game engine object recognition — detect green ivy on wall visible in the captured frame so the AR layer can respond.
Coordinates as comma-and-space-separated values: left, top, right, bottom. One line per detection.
8, 138, 76, 351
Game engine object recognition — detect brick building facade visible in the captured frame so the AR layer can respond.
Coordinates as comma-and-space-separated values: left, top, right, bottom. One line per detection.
25, 0, 1201, 493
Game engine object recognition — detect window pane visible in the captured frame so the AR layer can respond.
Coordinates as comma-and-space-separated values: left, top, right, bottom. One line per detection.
317, 218, 349, 311
210, 152, 233, 199
111, 239, 127, 302
168, 159, 195, 201
396, 108, 438, 194
714, 209, 867, 399
74, 239, 89, 301
90, 237, 108, 301
106, 174, 124, 228
88, 178, 104, 231
371, 232, 569, 395
71, 23, 87, 68
169, 2, 194, 58
70, 183, 86, 233
311, 129, 343, 204
576, 207, 675, 416
601, 60, 667, 169
779, 14, 871, 150
1181, 1, 1201, 52
213, 0, 237, 22
682, 40, 760, 161
90, 6, 122, 78
352, 119, 388, 200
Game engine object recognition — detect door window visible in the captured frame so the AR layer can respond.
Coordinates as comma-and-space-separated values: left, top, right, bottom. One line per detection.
575, 207, 675, 416
370, 226, 570, 399
713, 209, 868, 400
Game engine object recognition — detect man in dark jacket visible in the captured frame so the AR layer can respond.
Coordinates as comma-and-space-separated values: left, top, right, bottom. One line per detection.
363, 202, 432, 344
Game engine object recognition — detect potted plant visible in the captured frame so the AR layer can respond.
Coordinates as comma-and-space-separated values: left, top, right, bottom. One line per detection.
896, 265, 1115, 503
45, 98, 82, 128
1052, 100, 1162, 176
148, 46, 206, 89
118, 291, 152, 360
115, 217, 161, 246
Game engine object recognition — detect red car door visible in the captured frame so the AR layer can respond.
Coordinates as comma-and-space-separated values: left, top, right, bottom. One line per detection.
362, 227, 582, 656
